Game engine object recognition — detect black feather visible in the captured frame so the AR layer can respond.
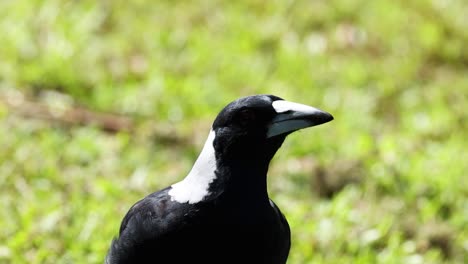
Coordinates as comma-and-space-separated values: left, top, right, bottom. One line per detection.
106, 95, 332, 264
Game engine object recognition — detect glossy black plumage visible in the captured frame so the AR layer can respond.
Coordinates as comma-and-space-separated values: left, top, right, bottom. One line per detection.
106, 95, 332, 264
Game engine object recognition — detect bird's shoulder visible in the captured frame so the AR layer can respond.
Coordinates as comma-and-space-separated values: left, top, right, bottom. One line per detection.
268, 199, 291, 262
269, 199, 290, 229
118, 187, 195, 238
106, 187, 201, 263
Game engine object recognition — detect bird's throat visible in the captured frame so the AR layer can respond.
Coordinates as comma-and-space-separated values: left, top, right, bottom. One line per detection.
168, 130, 272, 204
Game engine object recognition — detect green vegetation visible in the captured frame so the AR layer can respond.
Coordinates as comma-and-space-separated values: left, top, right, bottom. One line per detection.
1, 0, 467, 263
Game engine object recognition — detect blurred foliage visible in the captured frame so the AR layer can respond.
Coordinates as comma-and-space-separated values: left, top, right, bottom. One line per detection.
0, 0, 467, 263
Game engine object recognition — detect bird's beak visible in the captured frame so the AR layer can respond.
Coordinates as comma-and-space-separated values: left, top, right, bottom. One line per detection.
267, 100, 333, 138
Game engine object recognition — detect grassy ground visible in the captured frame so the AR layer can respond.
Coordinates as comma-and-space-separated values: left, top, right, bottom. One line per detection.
1, 0, 467, 263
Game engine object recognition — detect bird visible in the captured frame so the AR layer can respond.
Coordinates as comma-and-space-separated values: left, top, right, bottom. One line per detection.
105, 94, 333, 264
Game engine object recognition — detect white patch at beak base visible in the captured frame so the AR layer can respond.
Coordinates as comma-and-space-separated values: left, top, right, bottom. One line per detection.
272, 100, 324, 115
267, 100, 333, 138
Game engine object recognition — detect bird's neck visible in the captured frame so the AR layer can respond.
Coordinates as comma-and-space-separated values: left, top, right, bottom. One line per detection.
168, 130, 274, 205
212, 160, 270, 203
168, 130, 218, 204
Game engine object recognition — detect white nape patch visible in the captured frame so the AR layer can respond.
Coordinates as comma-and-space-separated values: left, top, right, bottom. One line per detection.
168, 130, 217, 204
272, 100, 323, 114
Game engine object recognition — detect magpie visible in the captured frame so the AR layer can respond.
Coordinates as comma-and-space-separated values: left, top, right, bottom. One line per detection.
106, 95, 333, 264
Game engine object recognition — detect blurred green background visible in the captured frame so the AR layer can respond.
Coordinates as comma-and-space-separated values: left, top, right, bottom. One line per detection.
1, 0, 467, 263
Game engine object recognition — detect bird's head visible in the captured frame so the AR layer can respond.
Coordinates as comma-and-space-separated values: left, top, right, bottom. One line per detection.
169, 94, 333, 204
211, 95, 333, 166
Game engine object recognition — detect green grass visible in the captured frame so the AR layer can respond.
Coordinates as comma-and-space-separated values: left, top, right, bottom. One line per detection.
1, 0, 467, 263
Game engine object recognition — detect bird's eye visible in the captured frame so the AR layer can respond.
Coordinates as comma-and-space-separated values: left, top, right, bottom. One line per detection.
237, 109, 256, 126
